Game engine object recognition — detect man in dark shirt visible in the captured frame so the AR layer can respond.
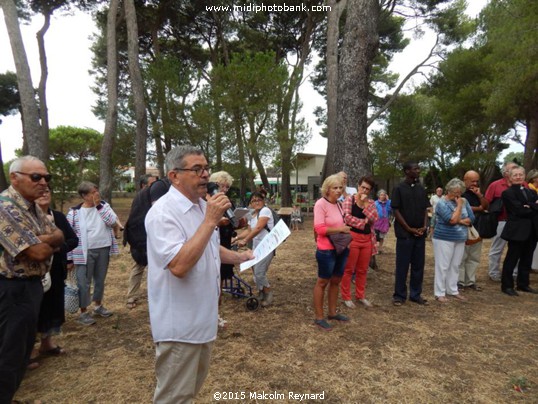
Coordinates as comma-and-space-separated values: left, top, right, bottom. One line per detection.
458, 170, 489, 291
391, 162, 430, 306
0, 156, 65, 402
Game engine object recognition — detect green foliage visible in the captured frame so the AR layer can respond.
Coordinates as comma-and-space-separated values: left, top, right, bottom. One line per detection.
504, 152, 524, 166
48, 126, 102, 208
479, 0, 538, 122
427, 0, 476, 45
0, 71, 20, 122
212, 51, 288, 164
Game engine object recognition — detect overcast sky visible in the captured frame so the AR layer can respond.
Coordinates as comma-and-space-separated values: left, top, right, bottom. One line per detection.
1, 1, 512, 164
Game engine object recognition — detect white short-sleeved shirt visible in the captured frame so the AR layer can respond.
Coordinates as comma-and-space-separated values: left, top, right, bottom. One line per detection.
249, 206, 274, 248
145, 186, 221, 344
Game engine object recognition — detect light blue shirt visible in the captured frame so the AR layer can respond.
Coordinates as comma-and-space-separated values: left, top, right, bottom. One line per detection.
433, 198, 475, 242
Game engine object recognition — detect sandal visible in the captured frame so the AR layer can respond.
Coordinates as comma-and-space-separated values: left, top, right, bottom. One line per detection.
328, 313, 350, 322
126, 300, 137, 309
40, 346, 66, 356
435, 296, 449, 303
410, 296, 429, 305
450, 294, 467, 301
27, 357, 40, 370
314, 319, 333, 331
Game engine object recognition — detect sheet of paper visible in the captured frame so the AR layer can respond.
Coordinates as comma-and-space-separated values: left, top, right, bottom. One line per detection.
239, 219, 291, 272
233, 208, 251, 220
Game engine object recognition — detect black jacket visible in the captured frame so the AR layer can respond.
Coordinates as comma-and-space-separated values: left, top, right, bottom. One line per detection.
501, 185, 538, 242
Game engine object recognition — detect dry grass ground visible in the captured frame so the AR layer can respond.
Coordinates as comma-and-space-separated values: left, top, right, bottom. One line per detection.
14, 197, 538, 403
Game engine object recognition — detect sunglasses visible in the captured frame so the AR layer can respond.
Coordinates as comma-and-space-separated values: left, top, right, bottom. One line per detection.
16, 171, 52, 183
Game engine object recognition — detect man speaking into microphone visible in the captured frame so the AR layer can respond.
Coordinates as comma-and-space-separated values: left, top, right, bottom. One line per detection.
145, 145, 254, 403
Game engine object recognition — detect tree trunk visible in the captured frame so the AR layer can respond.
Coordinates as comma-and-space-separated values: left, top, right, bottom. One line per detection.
277, 11, 315, 207
100, 0, 120, 202
214, 100, 223, 170
36, 9, 51, 161
232, 111, 247, 198
334, 0, 379, 186
124, 0, 148, 191
1, 0, 42, 158
0, 142, 8, 191
523, 107, 538, 172
248, 119, 270, 191
322, 0, 346, 181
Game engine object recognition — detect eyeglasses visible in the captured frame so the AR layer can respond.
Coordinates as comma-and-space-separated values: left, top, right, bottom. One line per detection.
174, 166, 211, 177
16, 172, 52, 183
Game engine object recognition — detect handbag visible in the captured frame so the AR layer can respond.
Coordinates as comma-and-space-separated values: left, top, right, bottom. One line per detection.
466, 225, 482, 245
326, 200, 352, 254
64, 270, 79, 314
328, 232, 352, 254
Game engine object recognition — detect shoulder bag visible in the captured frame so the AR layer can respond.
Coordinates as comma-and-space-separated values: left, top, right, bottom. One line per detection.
327, 201, 352, 255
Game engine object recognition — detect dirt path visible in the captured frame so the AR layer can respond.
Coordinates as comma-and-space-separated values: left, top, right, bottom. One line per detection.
15, 210, 538, 403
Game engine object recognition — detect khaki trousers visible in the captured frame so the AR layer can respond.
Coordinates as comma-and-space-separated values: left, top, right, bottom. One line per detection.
126, 262, 146, 301
153, 341, 213, 404
458, 241, 482, 286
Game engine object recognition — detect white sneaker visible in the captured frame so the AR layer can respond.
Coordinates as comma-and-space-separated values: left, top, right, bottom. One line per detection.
77, 312, 96, 326
218, 316, 228, 329
261, 290, 274, 307
358, 298, 372, 308
343, 300, 356, 309
93, 305, 113, 318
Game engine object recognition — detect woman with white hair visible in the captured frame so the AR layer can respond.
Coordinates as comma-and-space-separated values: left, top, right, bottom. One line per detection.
432, 178, 474, 303
209, 171, 237, 327
312, 174, 351, 331
373, 189, 392, 254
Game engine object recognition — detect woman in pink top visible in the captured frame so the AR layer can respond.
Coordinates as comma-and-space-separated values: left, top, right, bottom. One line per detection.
313, 174, 352, 331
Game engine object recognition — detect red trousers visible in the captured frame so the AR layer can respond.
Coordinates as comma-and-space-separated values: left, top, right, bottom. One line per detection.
340, 232, 372, 300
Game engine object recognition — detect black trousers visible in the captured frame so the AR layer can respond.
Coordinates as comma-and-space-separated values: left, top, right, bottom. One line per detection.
0, 277, 43, 403
501, 237, 537, 290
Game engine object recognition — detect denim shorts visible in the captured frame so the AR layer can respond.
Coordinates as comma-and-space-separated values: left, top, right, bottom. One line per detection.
316, 248, 350, 279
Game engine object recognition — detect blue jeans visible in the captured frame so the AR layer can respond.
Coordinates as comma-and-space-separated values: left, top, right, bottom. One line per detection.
393, 237, 426, 301
316, 249, 350, 279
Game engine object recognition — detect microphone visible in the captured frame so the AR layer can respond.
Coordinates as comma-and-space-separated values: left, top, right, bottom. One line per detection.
207, 182, 237, 227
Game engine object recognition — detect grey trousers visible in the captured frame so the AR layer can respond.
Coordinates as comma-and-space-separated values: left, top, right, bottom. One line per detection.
253, 252, 274, 291
75, 246, 111, 308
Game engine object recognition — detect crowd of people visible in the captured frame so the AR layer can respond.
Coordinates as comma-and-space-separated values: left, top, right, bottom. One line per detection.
2, 151, 538, 403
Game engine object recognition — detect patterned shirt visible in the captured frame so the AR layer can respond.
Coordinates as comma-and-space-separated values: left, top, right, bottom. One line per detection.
0, 186, 55, 278
342, 195, 379, 255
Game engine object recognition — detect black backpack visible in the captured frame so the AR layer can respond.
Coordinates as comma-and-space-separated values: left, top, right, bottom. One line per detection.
263, 207, 281, 232
123, 179, 171, 264
475, 197, 502, 239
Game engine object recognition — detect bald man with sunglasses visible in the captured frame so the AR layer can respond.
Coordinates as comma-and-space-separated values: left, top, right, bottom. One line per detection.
0, 156, 65, 402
